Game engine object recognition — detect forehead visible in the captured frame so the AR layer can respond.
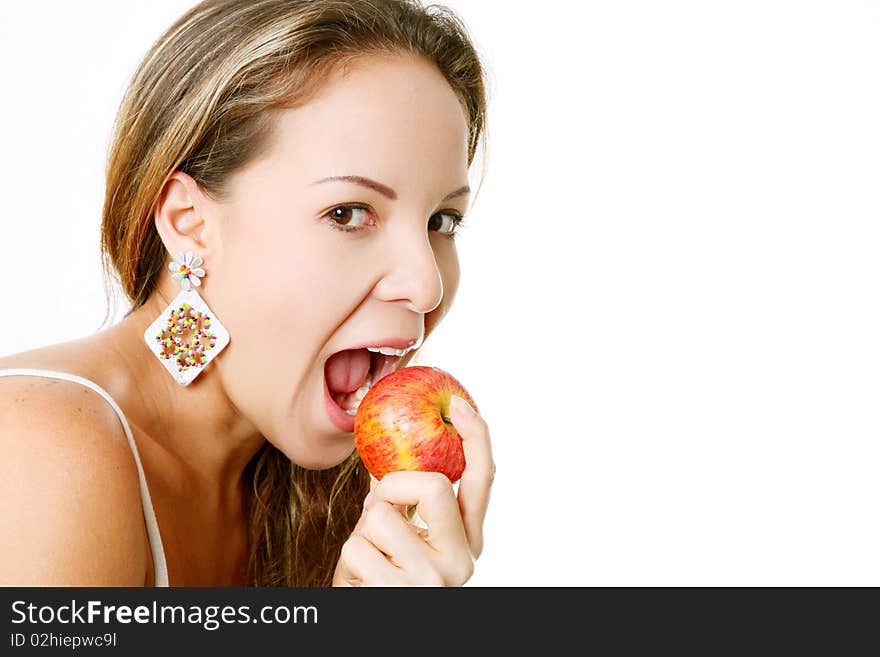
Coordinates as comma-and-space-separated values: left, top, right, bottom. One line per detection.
266, 54, 469, 182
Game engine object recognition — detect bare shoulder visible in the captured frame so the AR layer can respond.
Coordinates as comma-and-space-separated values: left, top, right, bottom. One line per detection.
0, 374, 149, 585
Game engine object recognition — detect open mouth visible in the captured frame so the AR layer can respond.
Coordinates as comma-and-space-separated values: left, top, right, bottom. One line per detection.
324, 348, 402, 416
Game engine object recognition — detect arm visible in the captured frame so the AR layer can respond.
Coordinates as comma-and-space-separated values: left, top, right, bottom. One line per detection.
0, 379, 150, 585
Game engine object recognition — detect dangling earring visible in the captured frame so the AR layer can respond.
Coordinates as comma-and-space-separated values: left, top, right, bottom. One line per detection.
143, 250, 231, 386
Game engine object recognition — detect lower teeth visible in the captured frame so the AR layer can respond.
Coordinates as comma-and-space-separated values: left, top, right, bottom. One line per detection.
336, 372, 373, 416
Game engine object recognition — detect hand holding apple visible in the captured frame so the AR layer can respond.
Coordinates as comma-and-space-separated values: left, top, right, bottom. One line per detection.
334, 371, 495, 586
354, 365, 477, 482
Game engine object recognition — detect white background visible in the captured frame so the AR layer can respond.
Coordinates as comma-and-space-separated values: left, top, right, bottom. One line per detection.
1, 1, 879, 586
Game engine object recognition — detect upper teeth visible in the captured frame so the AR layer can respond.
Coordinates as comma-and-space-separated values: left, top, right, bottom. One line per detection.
367, 346, 410, 357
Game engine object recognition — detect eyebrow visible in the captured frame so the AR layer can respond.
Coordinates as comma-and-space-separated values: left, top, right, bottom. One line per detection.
311, 175, 470, 203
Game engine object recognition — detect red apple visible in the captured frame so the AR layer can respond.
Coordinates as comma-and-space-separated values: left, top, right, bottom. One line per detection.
354, 365, 478, 483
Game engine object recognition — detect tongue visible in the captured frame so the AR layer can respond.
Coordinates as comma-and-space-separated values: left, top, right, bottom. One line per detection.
325, 348, 371, 394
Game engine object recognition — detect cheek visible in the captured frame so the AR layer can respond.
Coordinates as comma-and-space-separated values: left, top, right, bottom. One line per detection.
244, 240, 351, 342
208, 222, 352, 361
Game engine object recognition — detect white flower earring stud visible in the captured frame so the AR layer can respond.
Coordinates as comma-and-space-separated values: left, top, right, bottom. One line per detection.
169, 251, 205, 290
143, 250, 231, 386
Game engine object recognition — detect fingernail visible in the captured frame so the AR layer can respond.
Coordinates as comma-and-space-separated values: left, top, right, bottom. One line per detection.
450, 395, 476, 417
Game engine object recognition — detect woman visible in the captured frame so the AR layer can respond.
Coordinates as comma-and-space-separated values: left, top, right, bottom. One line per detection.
0, 0, 494, 587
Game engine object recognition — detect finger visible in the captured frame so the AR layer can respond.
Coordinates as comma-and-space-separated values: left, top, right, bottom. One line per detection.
357, 500, 435, 573
369, 471, 468, 554
337, 534, 405, 587
362, 474, 380, 508
449, 395, 495, 559
365, 474, 409, 518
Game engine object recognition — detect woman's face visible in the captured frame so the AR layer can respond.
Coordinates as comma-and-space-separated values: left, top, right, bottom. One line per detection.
197, 54, 471, 468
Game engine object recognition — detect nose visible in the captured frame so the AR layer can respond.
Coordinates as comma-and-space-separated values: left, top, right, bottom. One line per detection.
373, 225, 444, 314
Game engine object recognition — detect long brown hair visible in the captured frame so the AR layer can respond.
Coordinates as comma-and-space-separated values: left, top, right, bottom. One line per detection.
99, 0, 489, 586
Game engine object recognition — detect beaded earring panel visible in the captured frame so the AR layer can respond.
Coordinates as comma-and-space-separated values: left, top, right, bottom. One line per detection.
143, 251, 230, 386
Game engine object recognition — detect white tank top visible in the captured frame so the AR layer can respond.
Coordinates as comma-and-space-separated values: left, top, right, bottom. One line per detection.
0, 368, 169, 587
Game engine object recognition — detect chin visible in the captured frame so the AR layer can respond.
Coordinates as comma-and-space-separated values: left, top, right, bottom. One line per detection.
284, 438, 357, 471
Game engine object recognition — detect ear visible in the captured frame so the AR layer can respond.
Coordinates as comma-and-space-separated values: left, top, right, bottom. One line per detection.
154, 171, 211, 257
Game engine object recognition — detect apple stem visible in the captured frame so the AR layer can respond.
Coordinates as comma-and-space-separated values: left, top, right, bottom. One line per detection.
441, 414, 452, 424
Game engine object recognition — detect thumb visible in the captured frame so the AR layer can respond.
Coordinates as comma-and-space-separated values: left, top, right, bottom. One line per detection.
449, 394, 479, 424
448, 394, 494, 559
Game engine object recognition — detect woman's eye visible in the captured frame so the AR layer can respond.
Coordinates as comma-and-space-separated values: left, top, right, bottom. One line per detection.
325, 205, 464, 237
326, 205, 372, 231
428, 212, 464, 238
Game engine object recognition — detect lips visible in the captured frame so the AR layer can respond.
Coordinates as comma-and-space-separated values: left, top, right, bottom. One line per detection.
345, 337, 422, 353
